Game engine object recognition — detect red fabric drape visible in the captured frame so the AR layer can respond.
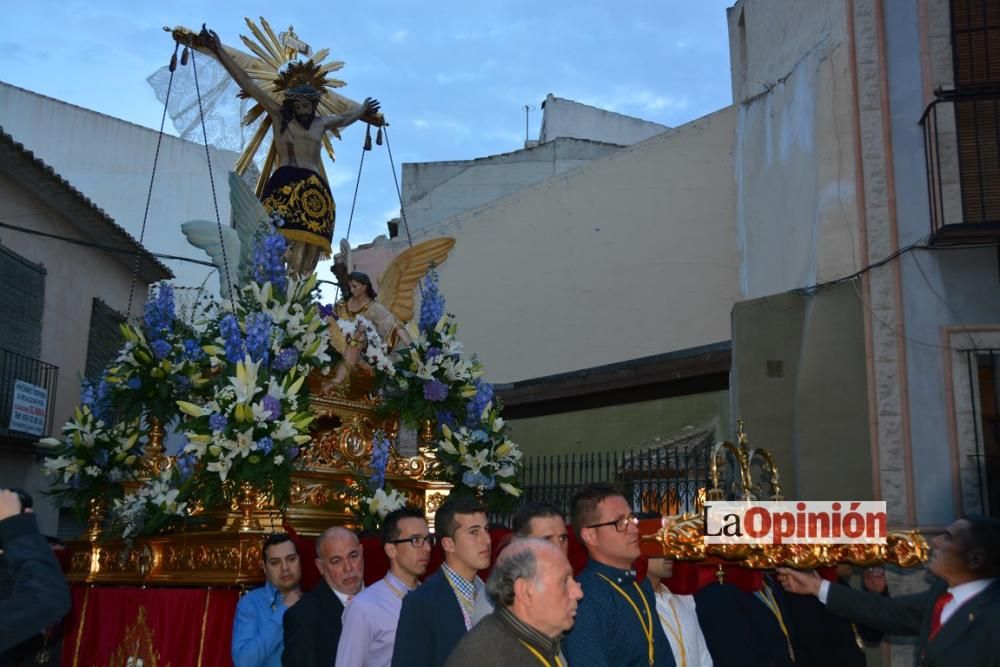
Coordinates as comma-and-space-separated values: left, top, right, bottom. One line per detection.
59, 586, 238, 667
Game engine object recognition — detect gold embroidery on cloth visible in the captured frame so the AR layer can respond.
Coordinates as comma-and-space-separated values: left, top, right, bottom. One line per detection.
108, 606, 171, 667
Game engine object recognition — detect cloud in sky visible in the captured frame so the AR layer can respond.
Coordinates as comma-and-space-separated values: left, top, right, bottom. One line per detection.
1, 0, 735, 256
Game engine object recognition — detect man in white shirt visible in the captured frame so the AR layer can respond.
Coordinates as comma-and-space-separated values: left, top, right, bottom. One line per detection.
336, 508, 432, 667
646, 556, 713, 666
777, 514, 1000, 666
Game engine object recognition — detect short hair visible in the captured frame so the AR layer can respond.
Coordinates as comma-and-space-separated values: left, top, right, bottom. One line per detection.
486, 540, 542, 608
959, 514, 1000, 577
435, 494, 487, 539
570, 482, 625, 534
262, 533, 295, 562
382, 507, 425, 544
512, 501, 563, 537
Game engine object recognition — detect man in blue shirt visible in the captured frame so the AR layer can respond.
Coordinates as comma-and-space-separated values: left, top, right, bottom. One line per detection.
563, 483, 675, 667
232, 533, 302, 667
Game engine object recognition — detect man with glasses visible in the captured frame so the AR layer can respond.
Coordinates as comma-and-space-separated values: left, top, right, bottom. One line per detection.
563, 483, 675, 666
336, 507, 432, 667
392, 494, 494, 667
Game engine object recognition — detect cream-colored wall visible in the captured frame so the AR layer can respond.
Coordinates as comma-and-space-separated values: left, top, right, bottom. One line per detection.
508, 392, 730, 457
0, 173, 145, 533
406, 106, 738, 384
728, 0, 860, 299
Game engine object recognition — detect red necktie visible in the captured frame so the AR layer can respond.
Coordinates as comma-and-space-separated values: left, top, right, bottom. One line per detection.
929, 592, 953, 639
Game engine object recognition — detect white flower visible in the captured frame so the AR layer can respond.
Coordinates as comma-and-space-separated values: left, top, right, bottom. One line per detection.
84, 466, 101, 477
273, 455, 285, 465
461, 449, 491, 475
367, 488, 407, 518
207, 457, 232, 481
228, 357, 263, 405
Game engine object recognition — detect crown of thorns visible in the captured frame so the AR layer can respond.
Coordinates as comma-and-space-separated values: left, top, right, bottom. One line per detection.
283, 85, 323, 102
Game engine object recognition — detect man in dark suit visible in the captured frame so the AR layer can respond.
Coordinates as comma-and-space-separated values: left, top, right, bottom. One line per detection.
779, 514, 1000, 666
282, 526, 364, 667
391, 495, 494, 667
694, 578, 797, 667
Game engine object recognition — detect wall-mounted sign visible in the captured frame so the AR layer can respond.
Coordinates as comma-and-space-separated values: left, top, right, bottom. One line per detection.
10, 380, 48, 436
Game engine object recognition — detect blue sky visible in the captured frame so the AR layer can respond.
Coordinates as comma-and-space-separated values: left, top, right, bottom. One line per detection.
2, 0, 735, 254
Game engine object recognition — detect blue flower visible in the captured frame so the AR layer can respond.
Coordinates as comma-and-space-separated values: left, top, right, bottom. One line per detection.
436, 410, 457, 429
425, 346, 443, 360
143, 284, 175, 340
183, 339, 205, 362
127, 376, 142, 390
318, 303, 334, 319
150, 339, 172, 361
94, 449, 110, 467
245, 313, 272, 367
465, 380, 494, 427
209, 413, 227, 432
176, 453, 196, 479
274, 347, 299, 372
251, 227, 288, 293
262, 395, 282, 421
258, 437, 274, 454
423, 379, 449, 402
418, 268, 446, 333
461, 471, 496, 490
289, 447, 300, 460
470, 429, 489, 443
370, 436, 390, 489
219, 313, 244, 363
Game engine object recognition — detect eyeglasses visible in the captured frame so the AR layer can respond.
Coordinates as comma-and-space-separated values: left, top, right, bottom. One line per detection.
388, 534, 436, 548
587, 513, 639, 532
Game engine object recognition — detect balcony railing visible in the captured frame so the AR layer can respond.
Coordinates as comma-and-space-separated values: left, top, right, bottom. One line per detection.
0, 347, 58, 441
921, 87, 1000, 242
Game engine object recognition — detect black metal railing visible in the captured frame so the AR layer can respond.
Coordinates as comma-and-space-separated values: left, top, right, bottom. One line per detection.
0, 347, 58, 440
490, 442, 722, 527
921, 87, 1000, 237
966, 348, 1000, 517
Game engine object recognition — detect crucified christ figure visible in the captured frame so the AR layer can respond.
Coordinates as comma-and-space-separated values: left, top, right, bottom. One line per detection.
199, 26, 380, 275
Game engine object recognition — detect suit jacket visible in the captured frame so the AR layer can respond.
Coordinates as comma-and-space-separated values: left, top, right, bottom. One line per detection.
826, 579, 1000, 666
281, 581, 344, 667
693, 582, 796, 667
391, 570, 468, 667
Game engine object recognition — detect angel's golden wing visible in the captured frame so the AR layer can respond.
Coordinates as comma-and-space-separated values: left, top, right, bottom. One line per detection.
378, 238, 456, 322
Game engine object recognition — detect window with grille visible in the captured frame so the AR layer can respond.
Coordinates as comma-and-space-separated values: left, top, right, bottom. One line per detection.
84, 298, 124, 381
0, 243, 45, 358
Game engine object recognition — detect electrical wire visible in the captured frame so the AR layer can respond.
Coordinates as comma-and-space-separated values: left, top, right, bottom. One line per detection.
0, 218, 215, 268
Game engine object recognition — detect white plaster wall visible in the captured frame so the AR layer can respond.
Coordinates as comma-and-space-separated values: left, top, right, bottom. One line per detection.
538, 94, 669, 146
401, 138, 622, 234
729, 0, 860, 299
402, 106, 739, 384
0, 173, 149, 534
0, 82, 239, 290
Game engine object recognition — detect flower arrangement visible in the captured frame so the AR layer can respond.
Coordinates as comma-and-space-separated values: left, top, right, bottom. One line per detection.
103, 284, 211, 424
41, 399, 143, 522
436, 402, 523, 511
379, 269, 480, 427
174, 227, 330, 511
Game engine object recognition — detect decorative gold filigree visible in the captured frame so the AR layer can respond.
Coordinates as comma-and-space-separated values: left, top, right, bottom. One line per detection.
108, 606, 169, 667
641, 512, 929, 568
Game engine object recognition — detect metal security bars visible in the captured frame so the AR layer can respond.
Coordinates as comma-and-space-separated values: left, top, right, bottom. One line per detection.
0, 346, 58, 441
966, 348, 1000, 517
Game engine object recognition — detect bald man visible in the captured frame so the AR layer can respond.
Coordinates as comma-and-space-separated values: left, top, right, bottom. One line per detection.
282, 527, 365, 667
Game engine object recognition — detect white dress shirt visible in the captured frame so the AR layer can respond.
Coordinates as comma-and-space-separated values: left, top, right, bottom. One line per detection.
653, 585, 714, 667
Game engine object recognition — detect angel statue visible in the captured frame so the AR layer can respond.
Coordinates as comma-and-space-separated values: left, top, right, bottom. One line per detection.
170, 21, 383, 275
326, 238, 456, 387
